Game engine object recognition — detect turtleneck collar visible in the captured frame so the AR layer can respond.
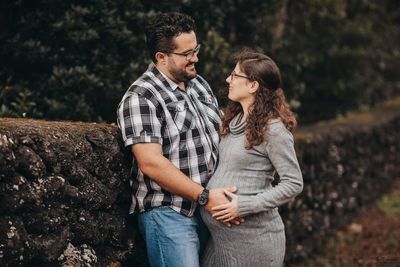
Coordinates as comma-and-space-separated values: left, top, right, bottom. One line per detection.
229, 113, 246, 135
228, 114, 282, 136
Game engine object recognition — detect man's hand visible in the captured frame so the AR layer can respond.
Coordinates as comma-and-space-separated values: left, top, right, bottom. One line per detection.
205, 186, 244, 227
212, 190, 239, 222
204, 187, 235, 213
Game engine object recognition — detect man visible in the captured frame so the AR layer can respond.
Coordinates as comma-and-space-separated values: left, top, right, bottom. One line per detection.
117, 12, 236, 267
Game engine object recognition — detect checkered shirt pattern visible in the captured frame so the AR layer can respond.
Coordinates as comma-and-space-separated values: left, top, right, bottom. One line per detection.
117, 63, 222, 217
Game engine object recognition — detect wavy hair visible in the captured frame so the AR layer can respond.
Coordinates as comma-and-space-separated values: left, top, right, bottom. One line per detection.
221, 50, 297, 149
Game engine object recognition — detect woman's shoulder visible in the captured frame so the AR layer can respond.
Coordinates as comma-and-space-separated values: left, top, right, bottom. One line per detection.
265, 118, 294, 141
267, 118, 289, 132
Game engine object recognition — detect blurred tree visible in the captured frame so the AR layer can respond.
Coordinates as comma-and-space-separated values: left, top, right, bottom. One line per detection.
0, 0, 399, 123
262, 0, 400, 123
1, 0, 149, 121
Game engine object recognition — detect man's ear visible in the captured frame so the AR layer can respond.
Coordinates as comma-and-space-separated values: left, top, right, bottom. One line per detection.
155, 52, 167, 64
249, 81, 259, 94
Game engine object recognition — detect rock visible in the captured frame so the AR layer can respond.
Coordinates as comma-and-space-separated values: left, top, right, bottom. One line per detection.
15, 146, 46, 180
0, 216, 31, 266
346, 222, 363, 234
58, 243, 97, 267
0, 134, 16, 181
30, 227, 70, 262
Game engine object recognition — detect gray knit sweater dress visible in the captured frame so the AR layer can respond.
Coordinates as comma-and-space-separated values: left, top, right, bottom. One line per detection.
200, 115, 303, 267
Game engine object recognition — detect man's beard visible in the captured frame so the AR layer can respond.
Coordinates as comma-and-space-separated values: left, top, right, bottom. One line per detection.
170, 63, 197, 82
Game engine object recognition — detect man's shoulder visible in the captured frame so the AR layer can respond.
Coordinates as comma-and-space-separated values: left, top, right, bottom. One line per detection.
125, 72, 163, 99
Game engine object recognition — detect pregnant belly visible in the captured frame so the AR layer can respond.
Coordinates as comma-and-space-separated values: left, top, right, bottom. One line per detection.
206, 175, 236, 189
200, 207, 226, 232
200, 207, 285, 242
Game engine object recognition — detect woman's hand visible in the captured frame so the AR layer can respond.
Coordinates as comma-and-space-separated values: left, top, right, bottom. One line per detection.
206, 187, 243, 227
211, 190, 241, 223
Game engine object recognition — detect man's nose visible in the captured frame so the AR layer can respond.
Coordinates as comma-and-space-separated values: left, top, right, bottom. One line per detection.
190, 53, 199, 63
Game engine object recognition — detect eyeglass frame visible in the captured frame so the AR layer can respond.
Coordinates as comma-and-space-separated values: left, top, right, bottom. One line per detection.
165, 44, 201, 61
230, 70, 251, 81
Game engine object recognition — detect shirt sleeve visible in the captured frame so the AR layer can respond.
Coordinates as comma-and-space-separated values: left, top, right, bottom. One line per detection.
237, 125, 303, 217
117, 92, 163, 147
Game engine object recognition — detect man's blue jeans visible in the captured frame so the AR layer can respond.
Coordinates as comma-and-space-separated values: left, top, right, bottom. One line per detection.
137, 206, 209, 267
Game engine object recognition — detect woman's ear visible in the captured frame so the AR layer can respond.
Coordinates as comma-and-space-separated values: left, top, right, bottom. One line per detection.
155, 52, 167, 64
249, 81, 259, 94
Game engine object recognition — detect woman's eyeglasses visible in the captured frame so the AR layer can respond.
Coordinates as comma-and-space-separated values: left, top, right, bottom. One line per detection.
230, 70, 250, 81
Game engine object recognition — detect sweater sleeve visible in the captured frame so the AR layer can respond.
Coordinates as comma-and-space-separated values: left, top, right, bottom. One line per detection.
237, 125, 303, 217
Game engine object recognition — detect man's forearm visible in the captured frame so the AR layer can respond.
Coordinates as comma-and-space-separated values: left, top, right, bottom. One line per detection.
132, 143, 236, 214
138, 152, 204, 201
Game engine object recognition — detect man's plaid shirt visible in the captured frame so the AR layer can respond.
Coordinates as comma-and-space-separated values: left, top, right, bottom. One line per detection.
117, 63, 222, 217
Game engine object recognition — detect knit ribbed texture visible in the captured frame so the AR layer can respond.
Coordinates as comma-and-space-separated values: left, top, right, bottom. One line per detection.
200, 115, 303, 267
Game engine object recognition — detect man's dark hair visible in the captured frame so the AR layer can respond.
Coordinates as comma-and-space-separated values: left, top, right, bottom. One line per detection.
145, 12, 196, 62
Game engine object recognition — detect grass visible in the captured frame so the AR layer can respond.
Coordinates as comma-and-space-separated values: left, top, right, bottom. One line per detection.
378, 189, 400, 217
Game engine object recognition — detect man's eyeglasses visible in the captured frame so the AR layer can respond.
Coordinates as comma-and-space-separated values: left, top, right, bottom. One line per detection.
230, 70, 250, 81
168, 45, 201, 61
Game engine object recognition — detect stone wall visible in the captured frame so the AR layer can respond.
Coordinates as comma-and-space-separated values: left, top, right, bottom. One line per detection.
0, 120, 134, 266
1, 100, 399, 266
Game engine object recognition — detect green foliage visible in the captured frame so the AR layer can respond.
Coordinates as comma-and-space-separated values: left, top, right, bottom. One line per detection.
0, 0, 399, 123
378, 189, 400, 217
1, 0, 148, 121
0, 78, 43, 118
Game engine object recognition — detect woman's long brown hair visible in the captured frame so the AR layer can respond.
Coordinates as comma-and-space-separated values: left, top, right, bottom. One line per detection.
220, 51, 297, 149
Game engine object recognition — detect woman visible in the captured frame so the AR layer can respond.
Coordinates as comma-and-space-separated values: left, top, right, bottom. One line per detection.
200, 51, 303, 267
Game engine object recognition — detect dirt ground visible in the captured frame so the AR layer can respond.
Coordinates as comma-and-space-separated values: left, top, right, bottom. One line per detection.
296, 180, 400, 267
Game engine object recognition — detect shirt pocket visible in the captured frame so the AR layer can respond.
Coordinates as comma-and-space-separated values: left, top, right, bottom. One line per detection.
166, 101, 194, 132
